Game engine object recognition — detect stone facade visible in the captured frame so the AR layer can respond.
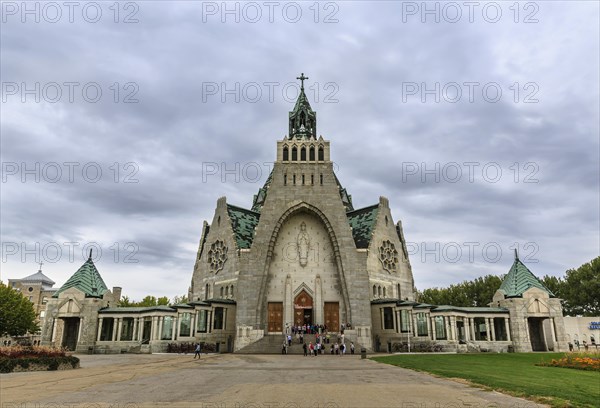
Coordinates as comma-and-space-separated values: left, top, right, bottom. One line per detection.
37, 77, 579, 354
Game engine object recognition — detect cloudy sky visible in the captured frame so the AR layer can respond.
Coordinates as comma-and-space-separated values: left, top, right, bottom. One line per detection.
1, 1, 598, 301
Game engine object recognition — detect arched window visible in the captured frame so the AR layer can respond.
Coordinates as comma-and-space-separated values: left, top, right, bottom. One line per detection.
230, 285, 234, 298
373, 285, 377, 297
205, 284, 209, 300
397, 283, 401, 299
383, 287, 386, 298
283, 146, 289, 161
311, 174, 314, 185
220, 287, 224, 297
284, 174, 287, 185
318, 146, 324, 161
302, 174, 305, 185
309, 146, 315, 161
320, 174, 323, 185
293, 174, 296, 185
301, 146, 307, 161
292, 146, 298, 161
378, 286, 382, 297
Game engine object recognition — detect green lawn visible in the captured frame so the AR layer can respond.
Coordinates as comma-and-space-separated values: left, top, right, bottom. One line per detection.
372, 353, 599, 408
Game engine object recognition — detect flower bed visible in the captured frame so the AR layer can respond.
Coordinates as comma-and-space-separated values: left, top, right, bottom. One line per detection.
0, 345, 80, 373
538, 352, 600, 371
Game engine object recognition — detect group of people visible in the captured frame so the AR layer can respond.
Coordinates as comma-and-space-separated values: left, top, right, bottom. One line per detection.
568, 338, 597, 351
281, 337, 355, 356
302, 341, 355, 356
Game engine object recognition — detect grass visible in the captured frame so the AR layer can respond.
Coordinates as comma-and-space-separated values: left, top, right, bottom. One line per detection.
372, 353, 600, 408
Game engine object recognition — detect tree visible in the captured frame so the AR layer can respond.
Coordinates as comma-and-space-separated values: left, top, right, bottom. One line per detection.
0, 282, 39, 337
561, 257, 600, 316
118, 294, 172, 307
417, 275, 503, 307
170, 294, 189, 305
540, 275, 565, 299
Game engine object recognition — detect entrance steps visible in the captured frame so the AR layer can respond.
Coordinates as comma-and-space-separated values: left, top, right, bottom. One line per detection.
236, 333, 361, 355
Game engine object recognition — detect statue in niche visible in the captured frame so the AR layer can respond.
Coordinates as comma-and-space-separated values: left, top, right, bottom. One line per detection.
296, 221, 310, 267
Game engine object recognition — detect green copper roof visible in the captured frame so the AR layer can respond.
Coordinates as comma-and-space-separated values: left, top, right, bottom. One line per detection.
498, 255, 554, 298
227, 204, 260, 249
99, 305, 176, 313
347, 204, 379, 248
53, 256, 109, 298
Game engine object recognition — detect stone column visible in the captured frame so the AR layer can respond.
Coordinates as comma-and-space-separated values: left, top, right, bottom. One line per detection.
132, 318, 138, 341
190, 313, 196, 336
550, 318, 557, 344
138, 318, 144, 341
157, 316, 163, 340
285, 274, 292, 327
451, 316, 457, 341
470, 318, 476, 340
504, 318, 511, 341
97, 318, 104, 341
77, 317, 84, 346
151, 316, 158, 340
430, 317, 436, 340
116, 318, 123, 341
484, 318, 491, 341
395, 310, 400, 334
315, 275, 322, 325
172, 317, 178, 340
490, 318, 496, 341
412, 313, 418, 336
426, 314, 432, 339
110, 319, 117, 342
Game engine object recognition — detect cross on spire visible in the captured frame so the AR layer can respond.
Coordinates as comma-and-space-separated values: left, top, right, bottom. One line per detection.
38, 261, 44, 271
296, 73, 309, 90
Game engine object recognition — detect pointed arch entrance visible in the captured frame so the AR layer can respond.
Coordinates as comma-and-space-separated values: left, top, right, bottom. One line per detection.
294, 290, 313, 325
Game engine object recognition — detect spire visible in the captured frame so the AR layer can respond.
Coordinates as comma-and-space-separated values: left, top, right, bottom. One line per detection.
52, 255, 109, 298
289, 73, 317, 140
498, 255, 554, 298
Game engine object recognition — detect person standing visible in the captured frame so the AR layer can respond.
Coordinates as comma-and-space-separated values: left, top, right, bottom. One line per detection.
303, 342, 308, 356
350, 342, 355, 355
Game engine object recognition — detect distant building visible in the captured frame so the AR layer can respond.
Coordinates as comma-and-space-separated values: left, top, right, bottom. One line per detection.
39, 76, 575, 354
8, 265, 57, 323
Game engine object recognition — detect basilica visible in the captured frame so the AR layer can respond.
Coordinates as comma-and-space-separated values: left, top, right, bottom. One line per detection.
38, 75, 570, 354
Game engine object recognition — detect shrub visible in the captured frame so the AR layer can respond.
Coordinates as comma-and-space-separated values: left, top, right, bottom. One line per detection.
391, 341, 443, 353
9, 356, 79, 372
0, 345, 67, 359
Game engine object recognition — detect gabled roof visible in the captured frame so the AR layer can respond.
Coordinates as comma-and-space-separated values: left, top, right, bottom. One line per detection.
347, 204, 379, 248
227, 204, 260, 249
498, 254, 553, 298
20, 270, 55, 286
52, 256, 109, 298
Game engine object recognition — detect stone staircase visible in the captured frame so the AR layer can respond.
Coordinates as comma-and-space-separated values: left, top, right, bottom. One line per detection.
236, 333, 361, 355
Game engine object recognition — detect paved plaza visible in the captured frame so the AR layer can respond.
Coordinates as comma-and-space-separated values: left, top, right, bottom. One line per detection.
0, 353, 545, 408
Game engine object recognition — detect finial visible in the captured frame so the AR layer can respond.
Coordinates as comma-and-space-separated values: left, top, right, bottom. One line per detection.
514, 248, 519, 260
38, 261, 44, 272
296, 72, 308, 91
89, 249, 93, 259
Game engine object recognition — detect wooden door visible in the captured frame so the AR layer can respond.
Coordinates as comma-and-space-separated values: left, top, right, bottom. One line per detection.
324, 302, 339, 331
268, 302, 283, 332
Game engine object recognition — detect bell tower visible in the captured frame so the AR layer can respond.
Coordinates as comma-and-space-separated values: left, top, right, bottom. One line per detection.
288, 73, 317, 140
